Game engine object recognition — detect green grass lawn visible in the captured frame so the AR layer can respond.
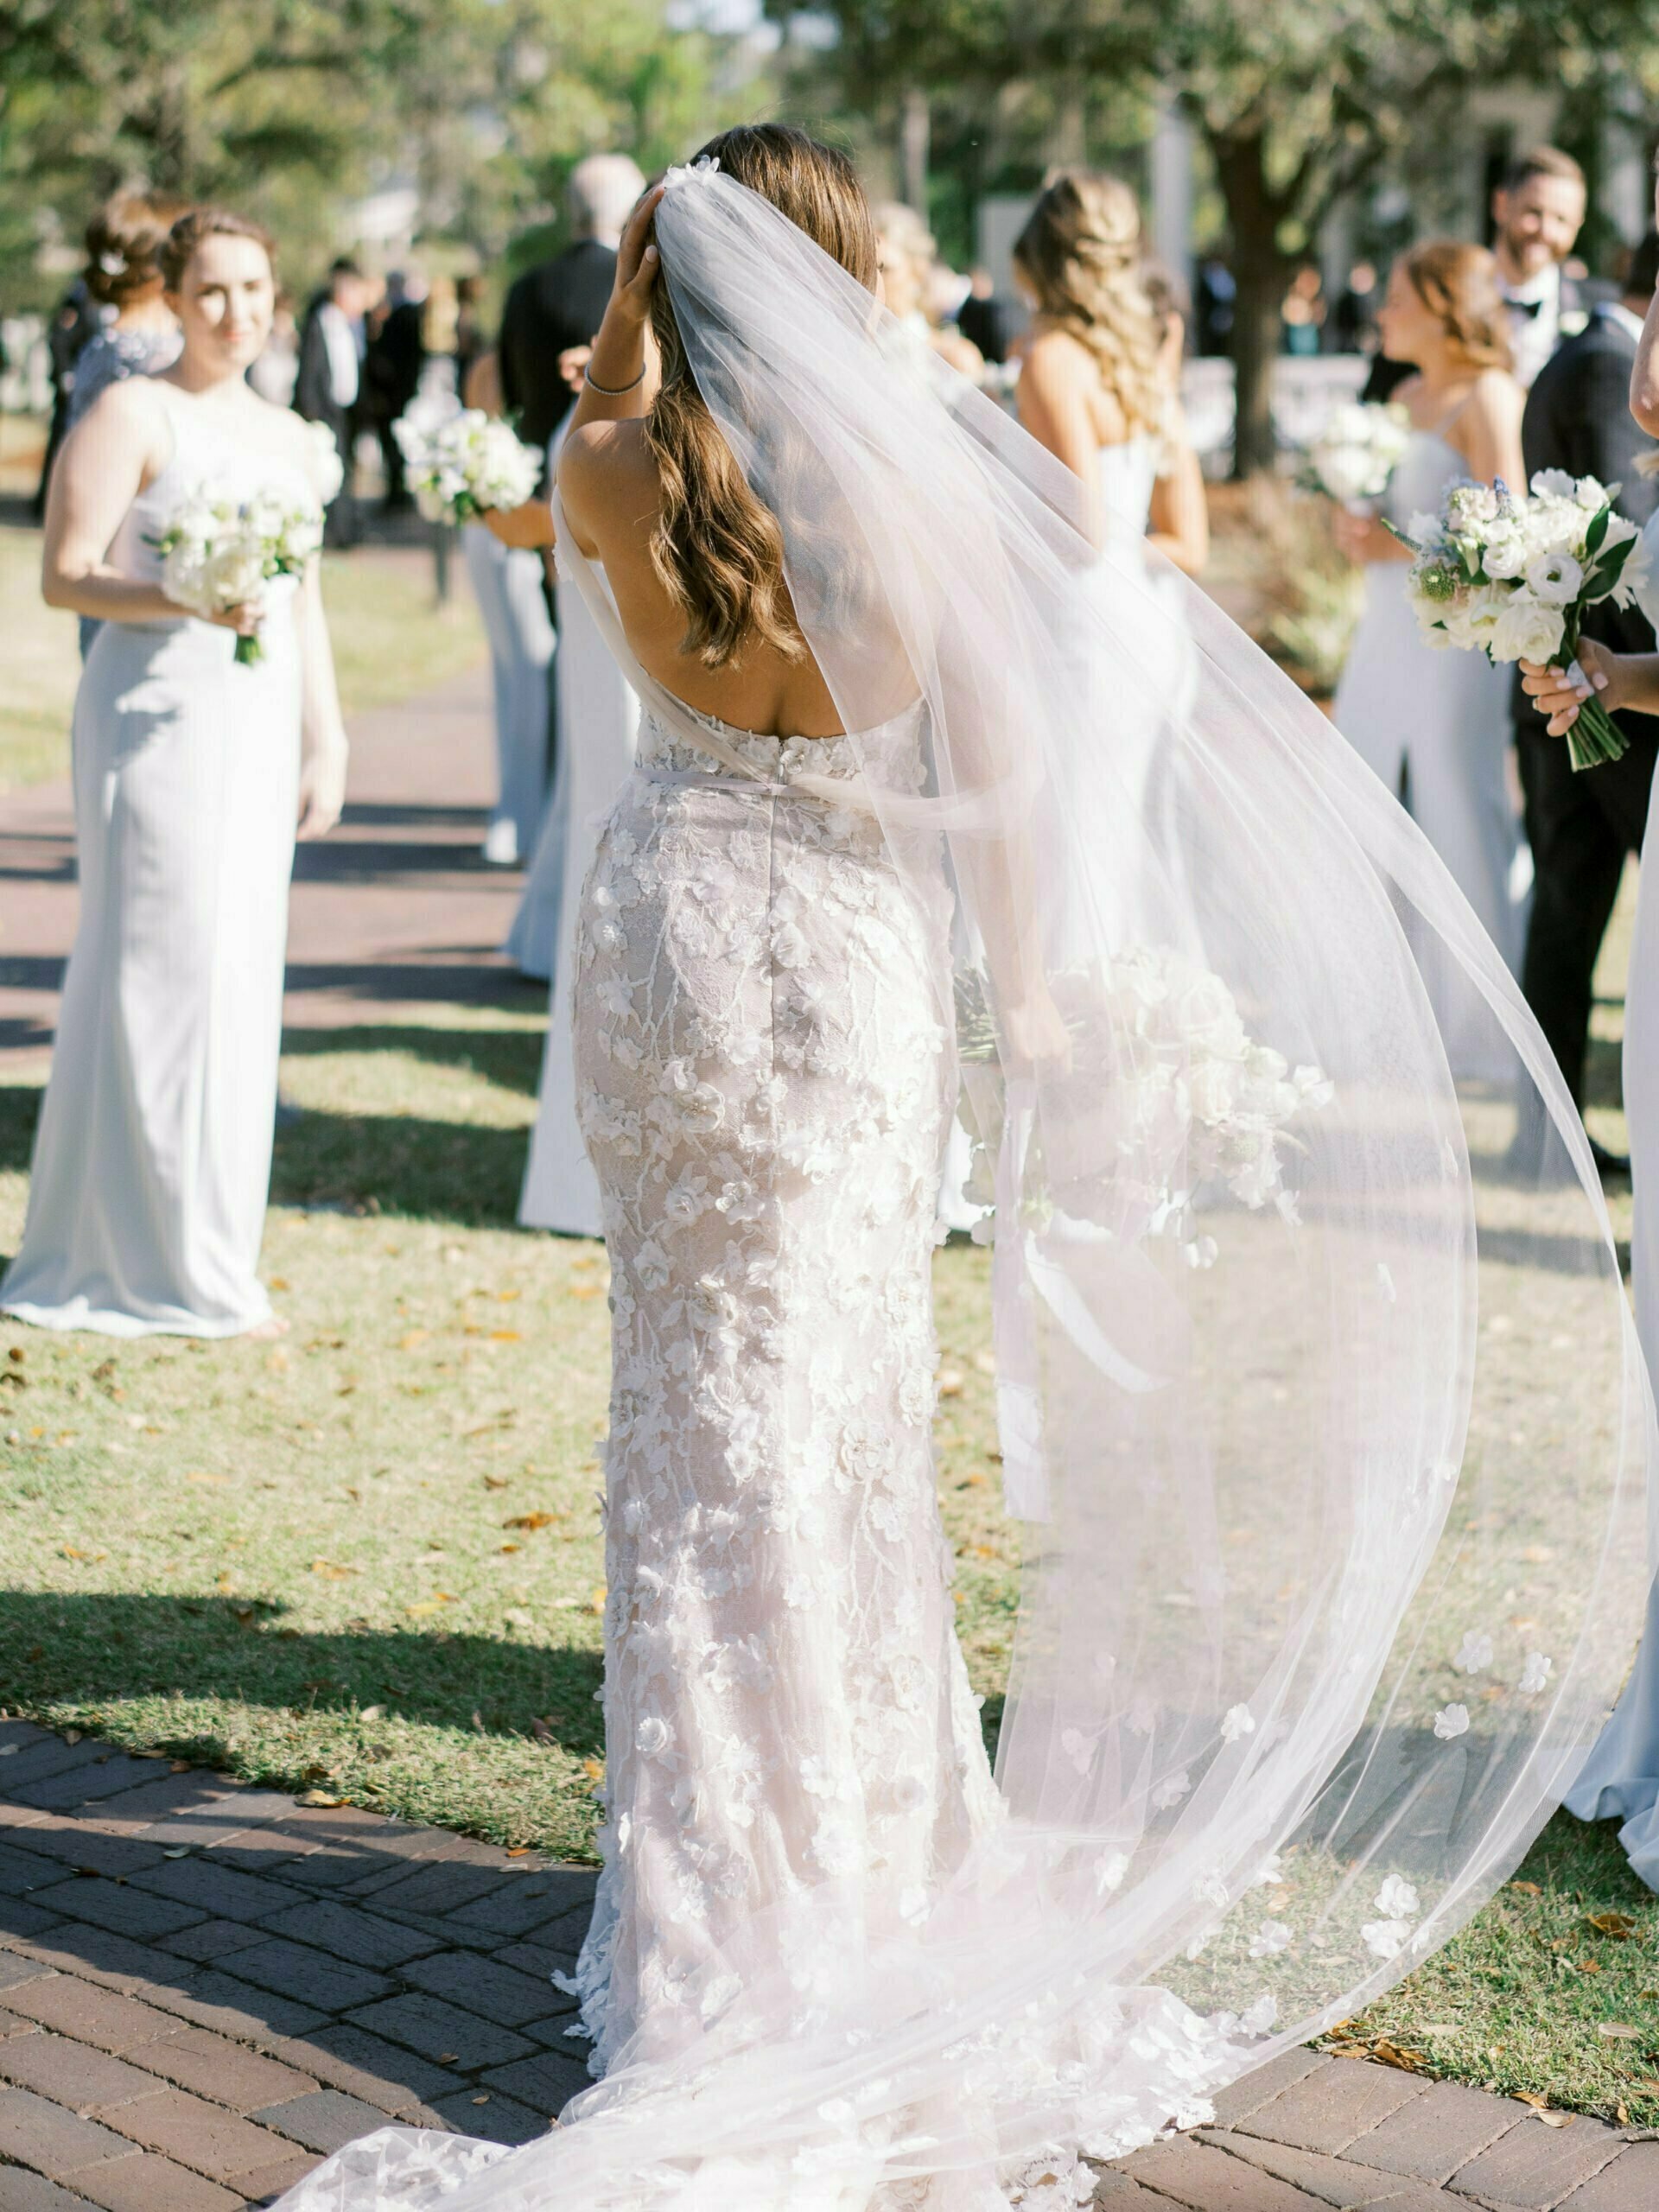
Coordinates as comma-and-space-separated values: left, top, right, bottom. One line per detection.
0, 521, 485, 791
1, 997, 1655, 2126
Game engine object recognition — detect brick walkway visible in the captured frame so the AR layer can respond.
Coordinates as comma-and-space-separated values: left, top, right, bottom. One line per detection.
0, 1717, 594, 2209
0, 658, 541, 1075
0, 1722, 1653, 2210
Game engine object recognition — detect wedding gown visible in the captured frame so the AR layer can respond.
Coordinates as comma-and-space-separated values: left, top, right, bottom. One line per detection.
1332, 421, 1527, 1071
271, 162, 1653, 2212
3, 381, 315, 1337
561, 699, 1005, 2069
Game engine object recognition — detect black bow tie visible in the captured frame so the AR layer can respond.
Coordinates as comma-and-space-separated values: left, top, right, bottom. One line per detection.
1506, 295, 1547, 321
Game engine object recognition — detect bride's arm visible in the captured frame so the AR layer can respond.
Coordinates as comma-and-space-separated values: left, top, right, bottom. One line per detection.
42, 382, 255, 632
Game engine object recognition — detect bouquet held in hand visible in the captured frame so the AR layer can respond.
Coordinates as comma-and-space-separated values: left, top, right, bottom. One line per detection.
391, 407, 541, 526
1392, 472, 1648, 769
1300, 400, 1411, 510
151, 485, 323, 666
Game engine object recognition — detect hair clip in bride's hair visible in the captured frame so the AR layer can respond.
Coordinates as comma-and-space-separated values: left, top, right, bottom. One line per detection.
664, 154, 721, 191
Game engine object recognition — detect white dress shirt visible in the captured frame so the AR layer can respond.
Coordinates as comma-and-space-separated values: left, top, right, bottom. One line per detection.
317, 300, 359, 410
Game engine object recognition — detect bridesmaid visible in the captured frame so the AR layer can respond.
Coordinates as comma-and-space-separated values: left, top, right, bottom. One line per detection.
2, 208, 347, 1338
67, 192, 187, 429
1329, 243, 1528, 988
1014, 172, 1207, 573
486, 409, 639, 1236
458, 347, 556, 870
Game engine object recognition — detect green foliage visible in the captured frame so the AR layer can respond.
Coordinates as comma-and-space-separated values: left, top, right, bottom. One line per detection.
0, 0, 733, 307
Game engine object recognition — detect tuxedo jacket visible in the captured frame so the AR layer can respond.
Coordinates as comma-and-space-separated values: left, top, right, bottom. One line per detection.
498, 238, 618, 463
294, 296, 353, 448
1522, 307, 1658, 666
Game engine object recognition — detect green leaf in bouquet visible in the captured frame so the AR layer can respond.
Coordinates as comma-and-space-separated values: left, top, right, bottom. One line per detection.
1584, 504, 1611, 559
1380, 518, 1420, 551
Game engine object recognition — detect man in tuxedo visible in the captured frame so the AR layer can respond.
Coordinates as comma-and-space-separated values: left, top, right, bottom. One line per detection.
296, 257, 371, 547
1493, 147, 1589, 390
499, 153, 645, 472
1363, 148, 1589, 405
365, 268, 428, 512
1514, 229, 1659, 1175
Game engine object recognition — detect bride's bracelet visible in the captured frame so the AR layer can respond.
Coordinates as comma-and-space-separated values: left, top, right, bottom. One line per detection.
584, 359, 646, 397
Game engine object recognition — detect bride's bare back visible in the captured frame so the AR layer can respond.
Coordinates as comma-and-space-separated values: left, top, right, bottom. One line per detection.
560, 416, 849, 740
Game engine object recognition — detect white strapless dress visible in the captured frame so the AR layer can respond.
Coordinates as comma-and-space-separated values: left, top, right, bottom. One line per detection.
3, 384, 315, 1336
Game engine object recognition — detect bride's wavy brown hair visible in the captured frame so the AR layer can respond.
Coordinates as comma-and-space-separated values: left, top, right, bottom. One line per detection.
1012, 171, 1165, 437
647, 124, 878, 668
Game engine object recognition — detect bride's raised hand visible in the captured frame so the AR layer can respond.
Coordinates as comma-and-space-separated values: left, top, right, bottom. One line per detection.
613, 185, 668, 327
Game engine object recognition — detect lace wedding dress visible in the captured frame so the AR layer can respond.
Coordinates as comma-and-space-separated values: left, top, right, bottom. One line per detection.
562, 701, 1003, 2072
271, 159, 1653, 2212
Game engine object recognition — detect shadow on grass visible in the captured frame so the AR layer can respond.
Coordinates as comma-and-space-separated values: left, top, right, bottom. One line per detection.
280, 1023, 546, 1100
270, 1107, 535, 1227
0, 1591, 604, 1762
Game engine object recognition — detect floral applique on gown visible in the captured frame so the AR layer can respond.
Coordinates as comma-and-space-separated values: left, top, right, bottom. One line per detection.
565, 700, 1005, 2075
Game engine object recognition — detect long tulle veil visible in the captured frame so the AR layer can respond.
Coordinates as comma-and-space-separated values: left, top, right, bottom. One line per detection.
274, 160, 1654, 2211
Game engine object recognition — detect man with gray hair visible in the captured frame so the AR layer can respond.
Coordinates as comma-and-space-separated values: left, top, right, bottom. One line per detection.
499, 153, 646, 467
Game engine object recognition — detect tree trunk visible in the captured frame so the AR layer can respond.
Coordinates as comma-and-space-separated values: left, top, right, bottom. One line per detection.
900, 85, 929, 213
1206, 124, 1296, 479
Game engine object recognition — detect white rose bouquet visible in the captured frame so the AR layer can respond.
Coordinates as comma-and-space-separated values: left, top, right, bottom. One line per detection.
1299, 400, 1412, 510
149, 484, 324, 666
957, 950, 1332, 1258
391, 406, 541, 526
1390, 471, 1649, 769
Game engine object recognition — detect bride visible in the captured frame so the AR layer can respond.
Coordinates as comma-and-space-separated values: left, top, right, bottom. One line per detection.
276, 130, 1650, 2210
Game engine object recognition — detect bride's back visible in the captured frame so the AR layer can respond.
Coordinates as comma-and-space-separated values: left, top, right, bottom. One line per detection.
559, 124, 912, 743
560, 419, 852, 740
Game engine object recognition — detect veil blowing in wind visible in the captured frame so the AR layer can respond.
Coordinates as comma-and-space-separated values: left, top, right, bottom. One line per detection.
275, 153, 1653, 2212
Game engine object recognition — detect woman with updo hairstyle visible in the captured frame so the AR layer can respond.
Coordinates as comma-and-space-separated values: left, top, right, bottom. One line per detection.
3, 207, 348, 1338
1330, 237, 1529, 1053
1012, 169, 1206, 573
69, 191, 190, 431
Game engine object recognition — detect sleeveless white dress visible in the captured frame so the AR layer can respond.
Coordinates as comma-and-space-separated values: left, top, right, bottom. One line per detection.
1332, 426, 1527, 1037
509, 431, 641, 1237
462, 526, 554, 867
562, 699, 1003, 2075
2, 385, 315, 1336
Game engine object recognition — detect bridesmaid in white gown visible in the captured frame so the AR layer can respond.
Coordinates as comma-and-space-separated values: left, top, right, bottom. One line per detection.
487, 420, 639, 1236
1012, 172, 1208, 582
1011, 171, 1207, 955
458, 350, 556, 870
2, 209, 346, 1338
1331, 244, 1529, 1007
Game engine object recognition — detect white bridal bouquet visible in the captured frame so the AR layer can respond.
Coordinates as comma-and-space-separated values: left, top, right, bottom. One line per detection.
1300, 400, 1412, 509
1390, 472, 1649, 769
150, 485, 324, 666
391, 407, 541, 526
957, 949, 1332, 1257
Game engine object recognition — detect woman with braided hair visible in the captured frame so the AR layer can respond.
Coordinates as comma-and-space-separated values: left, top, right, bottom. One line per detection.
1013, 170, 1207, 574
